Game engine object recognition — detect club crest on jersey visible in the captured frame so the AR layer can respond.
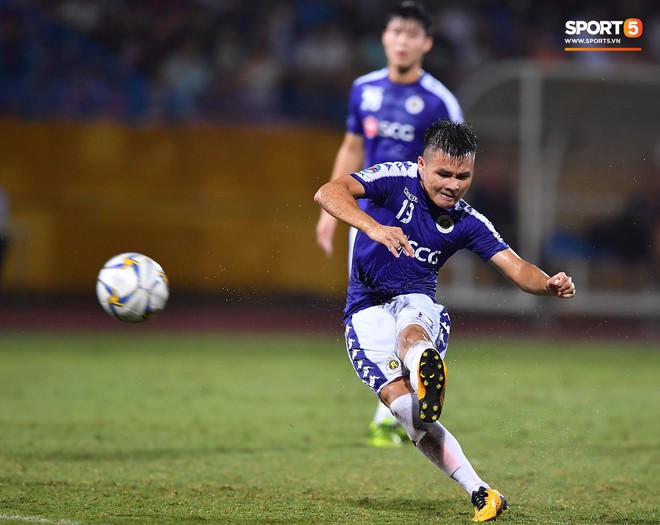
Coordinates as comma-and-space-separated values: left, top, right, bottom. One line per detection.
405, 95, 425, 115
361, 86, 384, 111
435, 214, 455, 234
385, 356, 402, 375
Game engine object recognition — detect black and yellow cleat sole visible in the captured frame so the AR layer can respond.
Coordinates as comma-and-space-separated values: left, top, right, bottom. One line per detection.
417, 349, 447, 422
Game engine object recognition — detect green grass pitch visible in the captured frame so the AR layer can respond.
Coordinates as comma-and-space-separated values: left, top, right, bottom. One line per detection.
0, 331, 658, 524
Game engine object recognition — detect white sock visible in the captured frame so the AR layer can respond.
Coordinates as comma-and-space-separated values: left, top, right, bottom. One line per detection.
451, 464, 489, 495
402, 340, 434, 392
390, 394, 488, 494
417, 423, 489, 495
373, 400, 395, 425
389, 393, 427, 442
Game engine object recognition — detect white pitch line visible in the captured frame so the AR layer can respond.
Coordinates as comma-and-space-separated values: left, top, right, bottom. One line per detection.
0, 515, 81, 525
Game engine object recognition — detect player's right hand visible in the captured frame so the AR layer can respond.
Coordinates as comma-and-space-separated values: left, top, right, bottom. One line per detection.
316, 211, 338, 257
366, 225, 413, 258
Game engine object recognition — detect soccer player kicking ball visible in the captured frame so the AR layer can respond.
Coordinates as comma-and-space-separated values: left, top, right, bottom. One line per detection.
314, 120, 576, 522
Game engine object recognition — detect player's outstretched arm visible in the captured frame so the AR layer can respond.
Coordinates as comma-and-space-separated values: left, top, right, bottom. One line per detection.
314, 175, 413, 258
488, 248, 576, 298
315, 133, 365, 257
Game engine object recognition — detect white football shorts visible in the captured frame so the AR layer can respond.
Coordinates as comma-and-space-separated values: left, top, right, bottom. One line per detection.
343, 293, 451, 394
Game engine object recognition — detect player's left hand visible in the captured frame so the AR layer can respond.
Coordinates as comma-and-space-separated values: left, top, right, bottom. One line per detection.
545, 272, 576, 298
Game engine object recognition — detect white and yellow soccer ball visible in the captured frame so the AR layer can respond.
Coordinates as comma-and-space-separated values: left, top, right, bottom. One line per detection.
96, 252, 169, 323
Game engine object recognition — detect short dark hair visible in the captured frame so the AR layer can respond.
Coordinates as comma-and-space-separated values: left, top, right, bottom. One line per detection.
385, 1, 433, 35
423, 121, 478, 159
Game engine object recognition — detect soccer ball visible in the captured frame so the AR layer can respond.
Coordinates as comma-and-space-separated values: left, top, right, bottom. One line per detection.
96, 252, 169, 323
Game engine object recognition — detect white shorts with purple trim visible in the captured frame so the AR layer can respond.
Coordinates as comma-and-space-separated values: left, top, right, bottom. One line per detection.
343, 293, 451, 394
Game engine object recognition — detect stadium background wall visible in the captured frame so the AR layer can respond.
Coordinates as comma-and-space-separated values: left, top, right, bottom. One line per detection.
0, 121, 351, 297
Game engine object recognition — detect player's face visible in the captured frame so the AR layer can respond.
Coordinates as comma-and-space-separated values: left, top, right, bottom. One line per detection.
382, 18, 432, 71
418, 150, 474, 208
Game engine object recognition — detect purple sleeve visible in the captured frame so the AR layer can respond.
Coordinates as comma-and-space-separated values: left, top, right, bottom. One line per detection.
464, 213, 509, 261
350, 163, 403, 205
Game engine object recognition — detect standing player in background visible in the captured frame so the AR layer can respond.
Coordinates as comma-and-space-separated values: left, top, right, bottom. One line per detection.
315, 1, 463, 447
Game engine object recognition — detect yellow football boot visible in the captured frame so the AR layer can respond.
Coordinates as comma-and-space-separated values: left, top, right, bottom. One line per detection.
417, 348, 447, 422
471, 486, 508, 522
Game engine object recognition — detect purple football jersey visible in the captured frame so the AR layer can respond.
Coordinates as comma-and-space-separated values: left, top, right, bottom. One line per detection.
344, 162, 509, 320
347, 68, 463, 168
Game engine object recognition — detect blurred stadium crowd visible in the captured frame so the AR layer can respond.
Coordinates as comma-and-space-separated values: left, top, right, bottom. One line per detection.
1, 0, 658, 124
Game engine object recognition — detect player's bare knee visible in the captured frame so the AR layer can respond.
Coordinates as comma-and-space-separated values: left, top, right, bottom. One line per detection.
398, 324, 433, 359
379, 377, 413, 407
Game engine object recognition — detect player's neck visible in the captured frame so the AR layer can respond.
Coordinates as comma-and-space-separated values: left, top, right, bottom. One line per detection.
388, 64, 423, 85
